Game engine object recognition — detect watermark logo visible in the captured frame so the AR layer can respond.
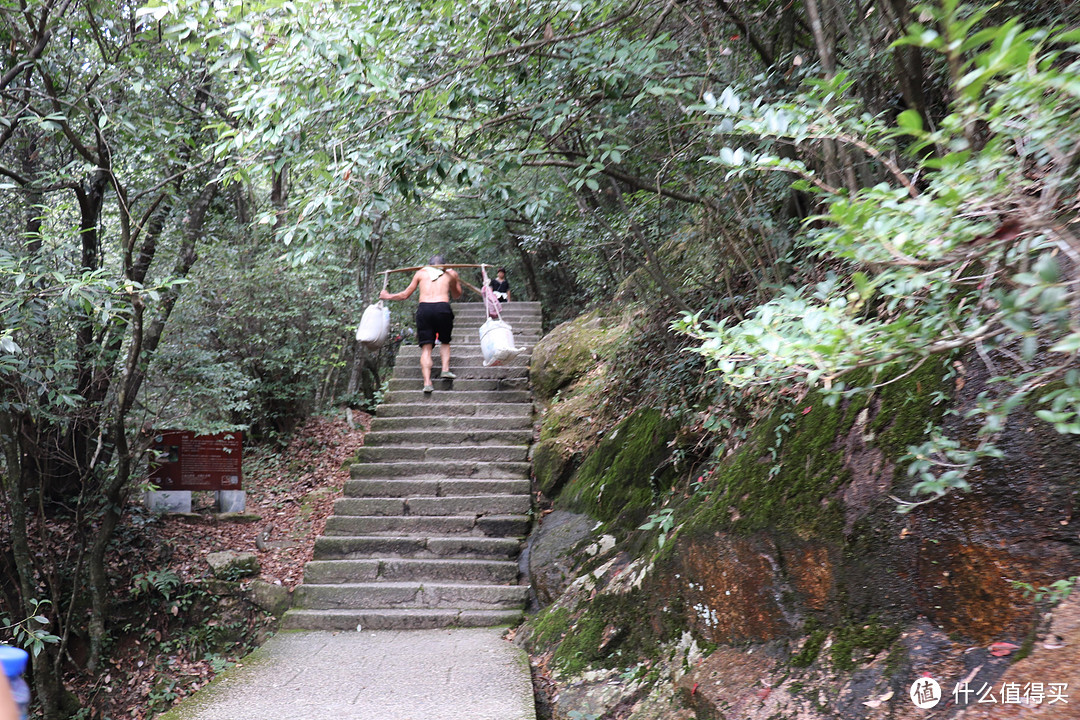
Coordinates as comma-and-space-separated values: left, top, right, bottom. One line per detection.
906, 675, 1070, 708
910, 677, 942, 709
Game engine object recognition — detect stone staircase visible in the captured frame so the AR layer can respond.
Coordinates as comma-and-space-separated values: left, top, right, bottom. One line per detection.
283, 301, 541, 630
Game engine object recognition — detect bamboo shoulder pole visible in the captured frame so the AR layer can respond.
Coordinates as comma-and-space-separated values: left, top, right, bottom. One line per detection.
380, 263, 491, 275
378, 264, 487, 297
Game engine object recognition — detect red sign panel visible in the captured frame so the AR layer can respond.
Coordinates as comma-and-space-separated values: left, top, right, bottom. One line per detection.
149, 431, 243, 491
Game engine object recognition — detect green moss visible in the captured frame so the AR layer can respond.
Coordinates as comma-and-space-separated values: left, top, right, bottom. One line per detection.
685, 390, 865, 538
884, 643, 907, 677
552, 608, 608, 675
548, 590, 684, 676
557, 408, 680, 526
869, 359, 952, 458
790, 625, 828, 667
683, 359, 952, 539
533, 439, 572, 497
532, 310, 628, 399
829, 619, 901, 671
528, 605, 574, 649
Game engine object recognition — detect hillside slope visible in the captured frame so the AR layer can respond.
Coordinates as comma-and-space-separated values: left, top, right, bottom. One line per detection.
518, 305, 1080, 720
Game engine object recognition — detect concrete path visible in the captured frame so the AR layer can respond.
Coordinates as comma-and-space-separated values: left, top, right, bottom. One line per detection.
158, 628, 536, 720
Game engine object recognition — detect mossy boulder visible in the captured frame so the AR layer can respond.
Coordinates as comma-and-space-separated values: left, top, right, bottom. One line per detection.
532, 310, 628, 400
558, 408, 680, 527
533, 439, 574, 497
205, 551, 260, 580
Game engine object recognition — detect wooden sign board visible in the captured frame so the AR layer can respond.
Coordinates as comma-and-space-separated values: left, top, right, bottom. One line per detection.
149, 431, 243, 491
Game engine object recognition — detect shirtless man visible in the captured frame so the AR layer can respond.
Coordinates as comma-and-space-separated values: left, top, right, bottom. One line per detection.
380, 255, 463, 393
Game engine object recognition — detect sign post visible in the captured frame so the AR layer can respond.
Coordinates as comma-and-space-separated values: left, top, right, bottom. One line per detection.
146, 431, 245, 513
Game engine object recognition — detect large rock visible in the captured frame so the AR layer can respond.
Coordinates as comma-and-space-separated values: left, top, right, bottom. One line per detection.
206, 550, 260, 579
531, 311, 605, 399
247, 579, 293, 617
527, 510, 595, 606
532, 439, 574, 497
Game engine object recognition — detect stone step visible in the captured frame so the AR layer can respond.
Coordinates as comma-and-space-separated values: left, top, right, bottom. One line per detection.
452, 322, 540, 329
386, 377, 530, 392
350, 460, 531, 479
323, 514, 529, 538
343, 478, 530, 498
454, 301, 541, 310
333, 494, 531, 517
455, 306, 541, 314
396, 347, 533, 359
364, 428, 532, 446
443, 331, 542, 341
446, 319, 542, 328
443, 330, 539, 340
375, 402, 532, 419
281, 608, 524, 631
313, 535, 522, 560
369, 415, 533, 431
356, 444, 528, 463
407, 338, 539, 351
382, 389, 531, 404
303, 558, 519, 584
294, 582, 529, 611
391, 365, 530, 380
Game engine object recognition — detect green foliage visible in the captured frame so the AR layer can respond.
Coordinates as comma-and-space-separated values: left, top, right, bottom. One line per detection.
157, 247, 359, 437
0, 599, 60, 657
683, 8, 1080, 508
639, 508, 676, 549
130, 570, 182, 602
1009, 576, 1079, 605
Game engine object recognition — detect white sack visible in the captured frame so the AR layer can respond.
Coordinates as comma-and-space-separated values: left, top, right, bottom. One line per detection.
356, 301, 391, 350
479, 318, 522, 367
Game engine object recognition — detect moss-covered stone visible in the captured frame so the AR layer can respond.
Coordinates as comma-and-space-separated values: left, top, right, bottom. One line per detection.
790, 625, 828, 667
529, 605, 573, 646
868, 359, 952, 460
533, 439, 573, 497
683, 360, 952, 541
532, 310, 629, 400
829, 619, 901, 671
547, 590, 684, 676
684, 393, 863, 539
531, 311, 603, 399
557, 408, 680, 527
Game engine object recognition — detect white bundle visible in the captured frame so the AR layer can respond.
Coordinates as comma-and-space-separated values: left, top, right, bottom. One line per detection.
356, 301, 391, 350
479, 318, 522, 367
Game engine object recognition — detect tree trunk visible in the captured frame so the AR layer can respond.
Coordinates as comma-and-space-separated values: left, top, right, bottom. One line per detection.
506, 228, 541, 301
0, 413, 62, 719
86, 180, 218, 671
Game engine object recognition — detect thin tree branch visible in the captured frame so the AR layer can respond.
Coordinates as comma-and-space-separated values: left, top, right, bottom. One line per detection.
407, 1, 644, 94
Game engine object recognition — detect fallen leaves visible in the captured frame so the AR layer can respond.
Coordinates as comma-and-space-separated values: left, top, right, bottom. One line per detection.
863, 689, 893, 708
63, 410, 371, 720
988, 641, 1021, 657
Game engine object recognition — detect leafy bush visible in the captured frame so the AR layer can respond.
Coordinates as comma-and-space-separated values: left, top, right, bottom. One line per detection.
682, 6, 1080, 508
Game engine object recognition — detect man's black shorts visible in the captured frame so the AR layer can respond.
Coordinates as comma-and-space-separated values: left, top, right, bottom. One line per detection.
415, 302, 454, 346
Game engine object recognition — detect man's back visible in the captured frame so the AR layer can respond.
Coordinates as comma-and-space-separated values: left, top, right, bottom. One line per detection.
415, 267, 462, 303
